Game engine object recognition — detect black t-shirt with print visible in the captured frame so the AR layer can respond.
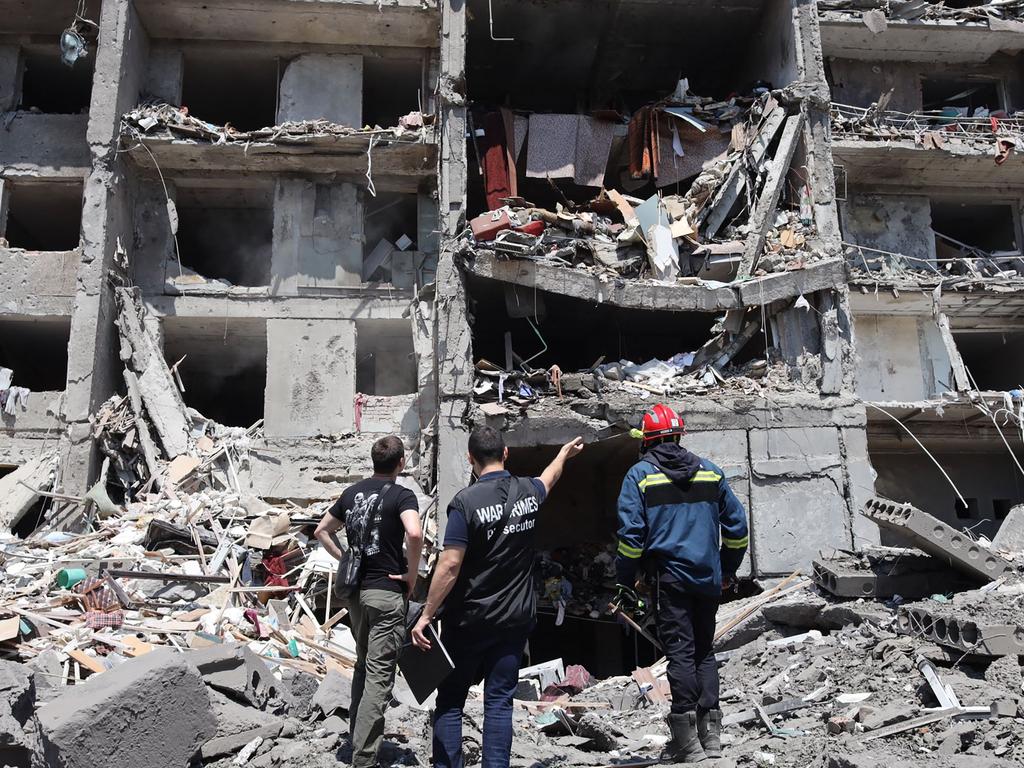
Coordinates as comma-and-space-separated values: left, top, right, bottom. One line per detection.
442, 471, 547, 629
329, 478, 419, 593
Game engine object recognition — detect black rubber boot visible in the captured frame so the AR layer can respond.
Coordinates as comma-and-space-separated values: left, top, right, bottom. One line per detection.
697, 709, 722, 758
664, 712, 707, 764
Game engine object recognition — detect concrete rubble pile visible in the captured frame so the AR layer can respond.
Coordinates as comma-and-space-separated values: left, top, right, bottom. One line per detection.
818, 0, 1024, 24
0, 288, 435, 767
473, 356, 812, 418
5, 382, 1024, 768
461, 90, 828, 288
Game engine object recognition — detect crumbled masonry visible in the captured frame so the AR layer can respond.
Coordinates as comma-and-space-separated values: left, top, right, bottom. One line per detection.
4, 0, 1024, 765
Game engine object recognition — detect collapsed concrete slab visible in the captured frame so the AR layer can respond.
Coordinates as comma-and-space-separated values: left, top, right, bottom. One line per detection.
0, 451, 57, 533
38, 649, 215, 768
897, 600, 1024, 658
114, 287, 192, 459
812, 548, 973, 600
310, 670, 352, 718
186, 643, 282, 709
861, 497, 1009, 582
993, 505, 1024, 555
200, 689, 284, 760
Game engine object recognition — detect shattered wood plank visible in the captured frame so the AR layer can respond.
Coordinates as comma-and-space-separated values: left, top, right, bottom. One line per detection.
67, 649, 106, 675
701, 104, 787, 238
738, 113, 805, 280
632, 666, 668, 705
115, 288, 192, 459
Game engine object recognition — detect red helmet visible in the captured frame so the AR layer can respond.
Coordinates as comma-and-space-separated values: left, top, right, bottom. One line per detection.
639, 404, 685, 442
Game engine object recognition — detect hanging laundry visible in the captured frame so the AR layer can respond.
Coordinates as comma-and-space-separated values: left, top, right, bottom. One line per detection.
627, 106, 660, 180
479, 110, 513, 211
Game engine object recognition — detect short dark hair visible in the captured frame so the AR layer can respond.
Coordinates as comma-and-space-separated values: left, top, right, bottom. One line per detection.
468, 425, 505, 465
371, 435, 405, 473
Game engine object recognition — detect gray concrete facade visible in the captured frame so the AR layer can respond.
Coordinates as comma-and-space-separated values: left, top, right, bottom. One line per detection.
3, 0, 1017, 580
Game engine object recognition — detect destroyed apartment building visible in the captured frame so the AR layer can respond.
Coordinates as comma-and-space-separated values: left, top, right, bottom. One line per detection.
1, 1, 1024, 767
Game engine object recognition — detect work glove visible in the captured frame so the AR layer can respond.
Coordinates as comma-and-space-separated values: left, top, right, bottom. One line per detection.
613, 583, 647, 617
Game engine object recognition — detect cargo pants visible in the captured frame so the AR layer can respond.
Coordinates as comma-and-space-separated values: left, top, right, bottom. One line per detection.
348, 588, 407, 768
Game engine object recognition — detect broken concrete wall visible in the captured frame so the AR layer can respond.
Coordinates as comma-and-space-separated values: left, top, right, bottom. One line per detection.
0, 390, 65, 441
870, 446, 1024, 542
842, 425, 880, 547
739, 0, 799, 91
853, 314, 950, 401
270, 180, 364, 294
434, 0, 471, 521
828, 54, 1024, 112
750, 426, 850, 574
828, 58, 922, 111
143, 45, 183, 104
840, 192, 936, 264
264, 318, 356, 438
491, 397, 868, 579
59, 0, 151, 495
0, 249, 80, 310
131, 181, 176, 293
0, 44, 20, 111
277, 54, 362, 127
0, 116, 91, 176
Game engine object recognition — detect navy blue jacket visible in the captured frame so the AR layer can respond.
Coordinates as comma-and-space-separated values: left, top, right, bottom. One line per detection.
615, 454, 748, 596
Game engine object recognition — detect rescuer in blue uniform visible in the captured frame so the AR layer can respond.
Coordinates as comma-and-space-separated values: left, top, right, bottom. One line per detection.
615, 404, 749, 763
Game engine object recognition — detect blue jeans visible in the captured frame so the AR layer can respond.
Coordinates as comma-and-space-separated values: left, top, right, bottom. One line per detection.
432, 622, 532, 768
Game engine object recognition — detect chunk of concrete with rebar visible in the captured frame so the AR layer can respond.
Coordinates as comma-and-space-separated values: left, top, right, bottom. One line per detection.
860, 497, 1009, 582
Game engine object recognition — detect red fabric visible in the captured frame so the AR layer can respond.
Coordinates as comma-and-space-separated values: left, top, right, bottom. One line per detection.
260, 554, 290, 588
480, 111, 513, 211
84, 610, 124, 630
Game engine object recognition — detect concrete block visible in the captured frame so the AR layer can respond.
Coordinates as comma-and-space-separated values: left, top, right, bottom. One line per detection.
0, 660, 48, 768
264, 319, 356, 438
993, 504, 1024, 555
186, 643, 282, 708
861, 497, 1009, 582
811, 550, 971, 600
751, 472, 849, 574
39, 649, 215, 768
896, 605, 1024, 657
278, 54, 362, 127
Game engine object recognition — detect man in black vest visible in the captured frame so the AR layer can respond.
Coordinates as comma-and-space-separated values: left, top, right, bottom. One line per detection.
411, 426, 583, 768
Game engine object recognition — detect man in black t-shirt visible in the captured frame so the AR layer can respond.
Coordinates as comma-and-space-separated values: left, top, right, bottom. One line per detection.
314, 435, 422, 768
411, 426, 583, 768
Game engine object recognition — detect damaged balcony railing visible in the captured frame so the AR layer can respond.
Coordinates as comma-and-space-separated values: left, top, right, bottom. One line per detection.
844, 237, 1024, 281
818, 0, 1024, 23
831, 102, 1024, 144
